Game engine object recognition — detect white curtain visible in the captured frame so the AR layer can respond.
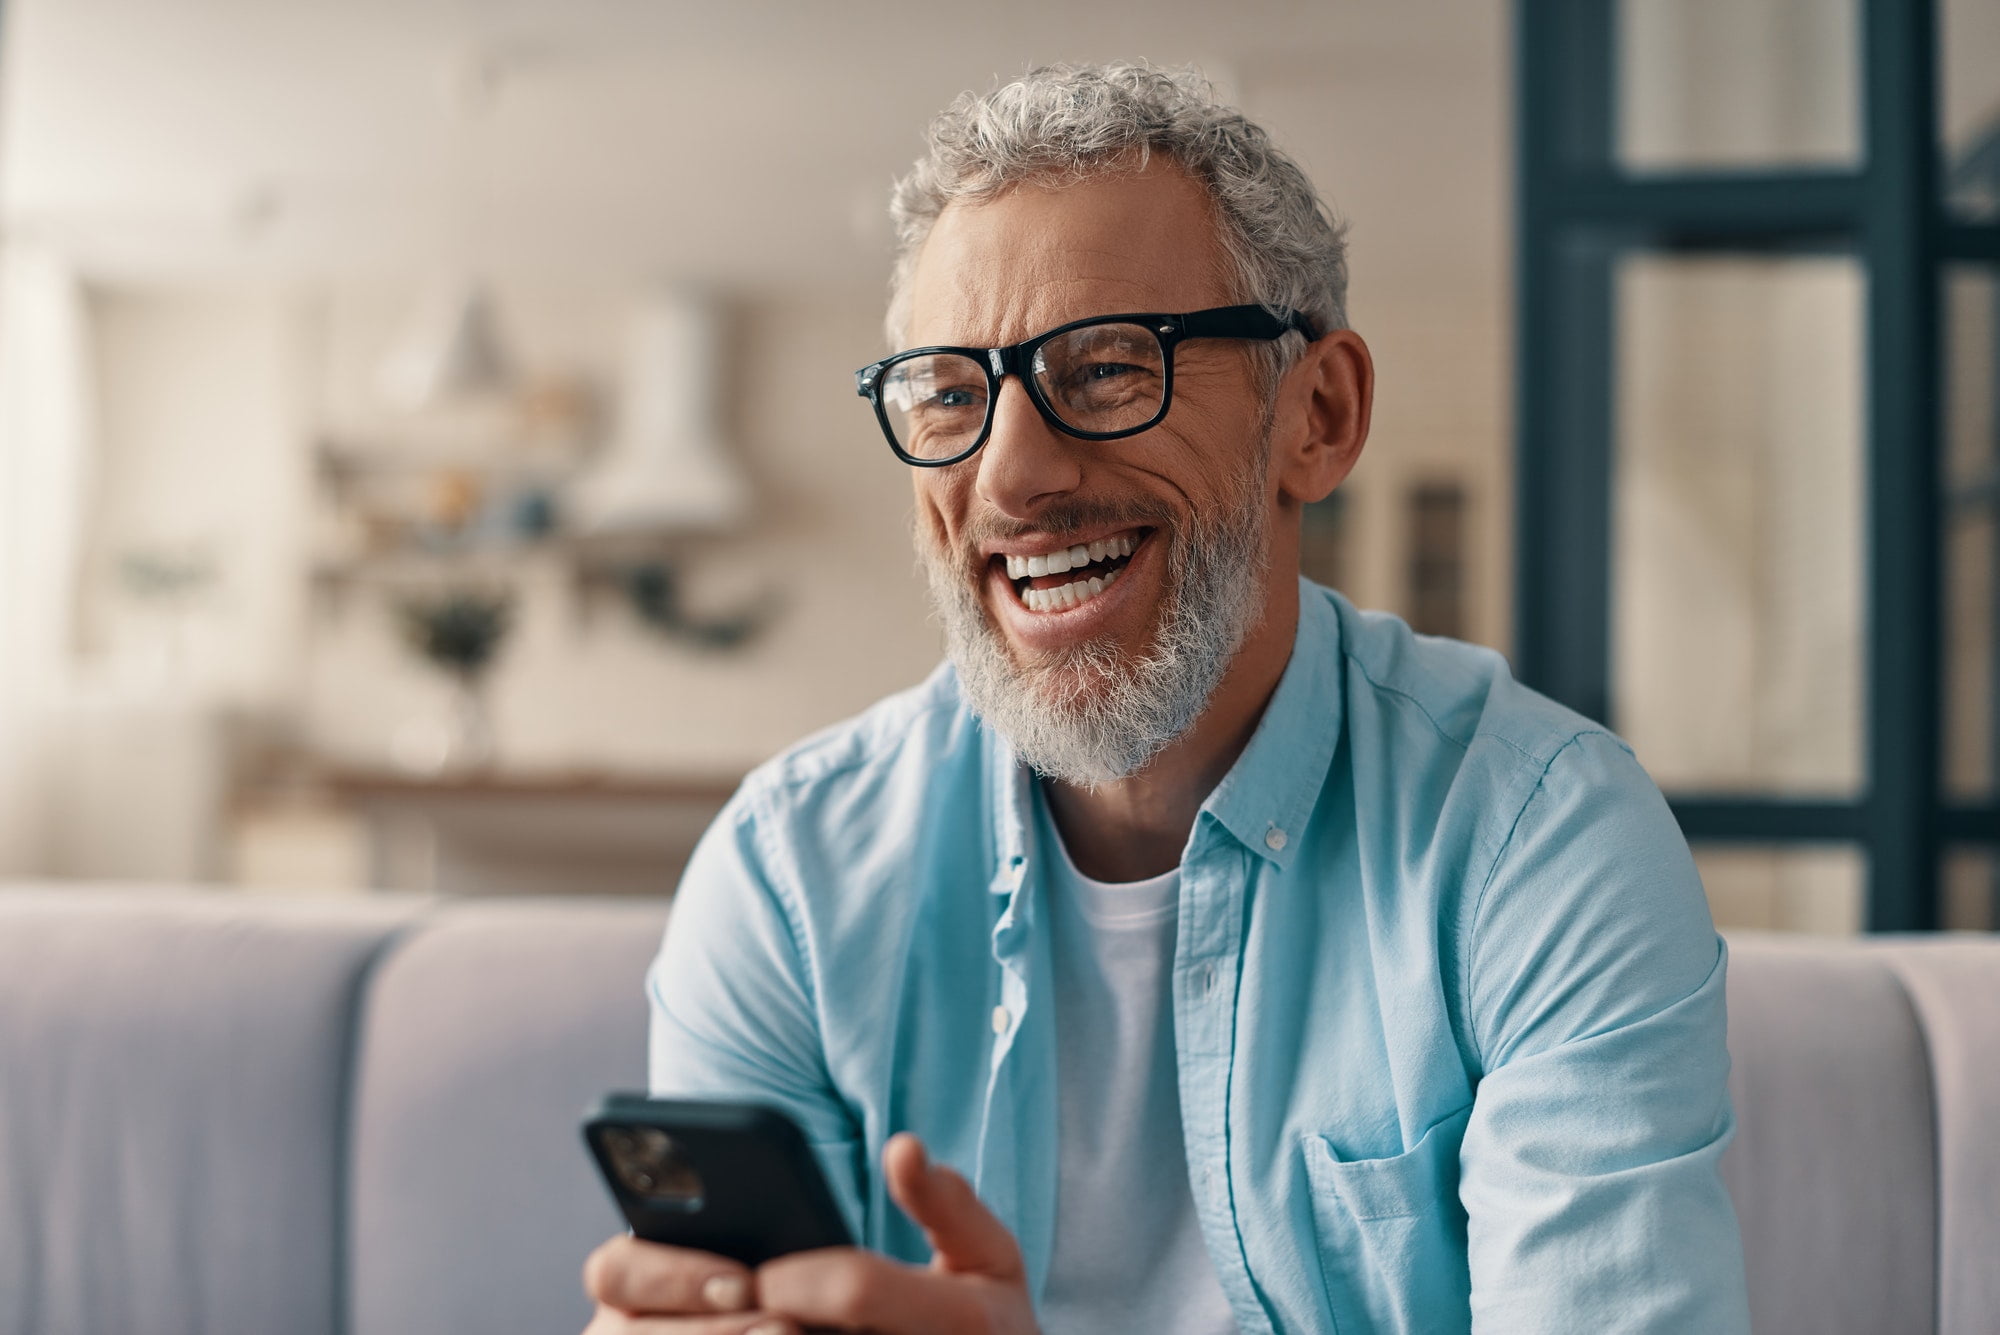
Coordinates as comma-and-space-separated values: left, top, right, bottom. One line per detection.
0, 243, 95, 874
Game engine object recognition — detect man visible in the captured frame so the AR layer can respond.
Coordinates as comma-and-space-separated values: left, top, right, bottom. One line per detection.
584, 63, 1751, 1334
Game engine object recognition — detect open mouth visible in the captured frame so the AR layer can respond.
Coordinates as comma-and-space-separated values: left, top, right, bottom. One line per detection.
997, 528, 1150, 613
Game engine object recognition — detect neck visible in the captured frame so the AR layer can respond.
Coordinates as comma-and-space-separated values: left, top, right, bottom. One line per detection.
1043, 576, 1299, 883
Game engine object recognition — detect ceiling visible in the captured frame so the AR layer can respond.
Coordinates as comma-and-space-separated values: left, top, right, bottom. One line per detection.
0, 0, 1504, 291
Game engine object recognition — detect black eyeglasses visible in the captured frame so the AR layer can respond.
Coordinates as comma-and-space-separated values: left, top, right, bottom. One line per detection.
854, 305, 1320, 467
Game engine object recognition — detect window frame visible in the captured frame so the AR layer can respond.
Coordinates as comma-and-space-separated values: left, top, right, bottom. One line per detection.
1515, 0, 2000, 929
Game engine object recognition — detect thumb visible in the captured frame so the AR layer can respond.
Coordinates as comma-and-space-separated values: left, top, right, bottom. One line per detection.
883, 1133, 1025, 1282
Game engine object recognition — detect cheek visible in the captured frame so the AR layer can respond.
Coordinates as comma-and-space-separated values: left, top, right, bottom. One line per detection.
1152, 376, 1267, 494
911, 474, 966, 556
1149, 424, 1256, 509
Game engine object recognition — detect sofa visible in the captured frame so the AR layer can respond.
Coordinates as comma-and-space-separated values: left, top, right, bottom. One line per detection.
0, 885, 1993, 1335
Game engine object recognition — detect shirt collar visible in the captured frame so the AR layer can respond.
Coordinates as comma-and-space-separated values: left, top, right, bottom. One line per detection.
981, 576, 1345, 883
1199, 577, 1345, 870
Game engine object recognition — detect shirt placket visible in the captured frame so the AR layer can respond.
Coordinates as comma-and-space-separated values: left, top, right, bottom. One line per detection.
973, 763, 1058, 1301
1176, 829, 1274, 1334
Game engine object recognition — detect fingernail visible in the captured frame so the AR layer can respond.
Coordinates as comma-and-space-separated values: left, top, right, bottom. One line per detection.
746, 1322, 788, 1335
702, 1273, 752, 1311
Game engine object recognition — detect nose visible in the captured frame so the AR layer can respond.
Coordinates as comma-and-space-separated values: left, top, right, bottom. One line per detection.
974, 376, 1082, 520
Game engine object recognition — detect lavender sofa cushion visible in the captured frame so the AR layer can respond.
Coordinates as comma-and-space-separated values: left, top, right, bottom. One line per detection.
346, 898, 665, 1335
0, 887, 419, 1335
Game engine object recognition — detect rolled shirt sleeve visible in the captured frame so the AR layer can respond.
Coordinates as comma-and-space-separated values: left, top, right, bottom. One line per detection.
646, 790, 868, 1232
1458, 732, 1752, 1332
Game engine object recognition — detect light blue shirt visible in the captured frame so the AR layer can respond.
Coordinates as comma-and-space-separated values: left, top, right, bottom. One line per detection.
648, 580, 1753, 1333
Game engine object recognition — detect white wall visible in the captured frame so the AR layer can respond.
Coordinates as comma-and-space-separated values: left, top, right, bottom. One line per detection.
0, 246, 94, 874
77, 286, 312, 701
297, 286, 944, 775
0, 0, 1519, 879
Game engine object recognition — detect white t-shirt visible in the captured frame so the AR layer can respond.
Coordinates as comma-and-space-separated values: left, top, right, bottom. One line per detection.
1035, 791, 1241, 1335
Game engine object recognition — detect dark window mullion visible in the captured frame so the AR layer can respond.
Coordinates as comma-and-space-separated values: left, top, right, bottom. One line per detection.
1941, 223, 2000, 262
1545, 169, 1864, 239
1941, 805, 2000, 842
1859, 0, 1944, 929
1668, 799, 1870, 843
1514, 0, 1618, 723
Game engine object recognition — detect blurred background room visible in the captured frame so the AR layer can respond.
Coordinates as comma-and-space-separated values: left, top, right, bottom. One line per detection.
7, 7, 2000, 1335
1, 0, 1997, 930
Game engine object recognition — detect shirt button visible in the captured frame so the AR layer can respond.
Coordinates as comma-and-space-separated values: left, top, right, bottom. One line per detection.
1198, 964, 1215, 993
1265, 826, 1288, 851
991, 1005, 1011, 1035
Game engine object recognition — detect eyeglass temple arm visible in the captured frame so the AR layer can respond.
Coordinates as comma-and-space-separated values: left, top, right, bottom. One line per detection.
1177, 305, 1322, 342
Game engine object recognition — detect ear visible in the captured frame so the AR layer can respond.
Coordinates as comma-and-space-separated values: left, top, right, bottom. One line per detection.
1270, 329, 1373, 506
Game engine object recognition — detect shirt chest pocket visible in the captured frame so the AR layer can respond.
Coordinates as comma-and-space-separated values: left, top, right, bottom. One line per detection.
1301, 1104, 1473, 1335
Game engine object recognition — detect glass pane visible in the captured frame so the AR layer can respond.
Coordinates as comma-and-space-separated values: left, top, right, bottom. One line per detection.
1942, 0, 2000, 222
1696, 843, 1864, 934
1945, 268, 1999, 801
1619, 0, 1859, 171
1613, 255, 1865, 794
1942, 847, 1999, 932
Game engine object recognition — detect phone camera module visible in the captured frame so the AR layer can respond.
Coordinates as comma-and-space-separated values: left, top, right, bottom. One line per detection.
603, 1126, 704, 1210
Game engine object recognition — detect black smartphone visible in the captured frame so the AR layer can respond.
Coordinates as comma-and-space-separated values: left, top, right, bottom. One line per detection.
583, 1093, 854, 1267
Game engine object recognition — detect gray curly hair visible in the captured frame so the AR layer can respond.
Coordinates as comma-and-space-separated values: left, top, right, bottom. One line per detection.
886, 62, 1349, 392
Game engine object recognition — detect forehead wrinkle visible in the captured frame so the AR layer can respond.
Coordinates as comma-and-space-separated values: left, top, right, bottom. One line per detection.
904, 163, 1237, 348
910, 268, 1235, 349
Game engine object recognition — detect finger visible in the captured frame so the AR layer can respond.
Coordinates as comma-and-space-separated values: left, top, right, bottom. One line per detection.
583, 1235, 757, 1314
582, 1304, 796, 1335
757, 1246, 990, 1334
883, 1134, 1025, 1280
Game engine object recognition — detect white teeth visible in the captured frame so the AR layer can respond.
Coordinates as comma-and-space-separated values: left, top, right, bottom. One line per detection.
1017, 563, 1126, 615
1004, 532, 1145, 614
1004, 534, 1138, 577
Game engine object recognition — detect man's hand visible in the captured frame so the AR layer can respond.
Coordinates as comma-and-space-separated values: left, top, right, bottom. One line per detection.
583, 1233, 768, 1334
754, 1132, 1037, 1334
581, 1133, 1037, 1335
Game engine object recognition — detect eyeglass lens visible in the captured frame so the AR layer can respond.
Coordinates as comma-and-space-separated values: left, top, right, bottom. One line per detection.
880, 322, 1167, 460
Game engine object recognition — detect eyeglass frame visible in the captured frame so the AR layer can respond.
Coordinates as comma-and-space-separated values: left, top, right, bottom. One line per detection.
853, 304, 1322, 467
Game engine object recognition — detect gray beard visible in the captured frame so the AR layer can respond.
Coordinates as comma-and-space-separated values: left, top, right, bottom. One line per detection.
918, 455, 1272, 790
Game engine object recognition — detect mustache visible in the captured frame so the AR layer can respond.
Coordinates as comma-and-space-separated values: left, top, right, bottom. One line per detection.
950, 498, 1180, 566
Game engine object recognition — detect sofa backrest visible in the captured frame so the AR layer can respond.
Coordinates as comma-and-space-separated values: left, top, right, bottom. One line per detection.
1720, 935, 2000, 1335
3, 888, 1996, 1335
1721, 935, 1939, 1333
0, 888, 421, 1335
345, 898, 665, 1335
1870, 941, 2000, 1334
